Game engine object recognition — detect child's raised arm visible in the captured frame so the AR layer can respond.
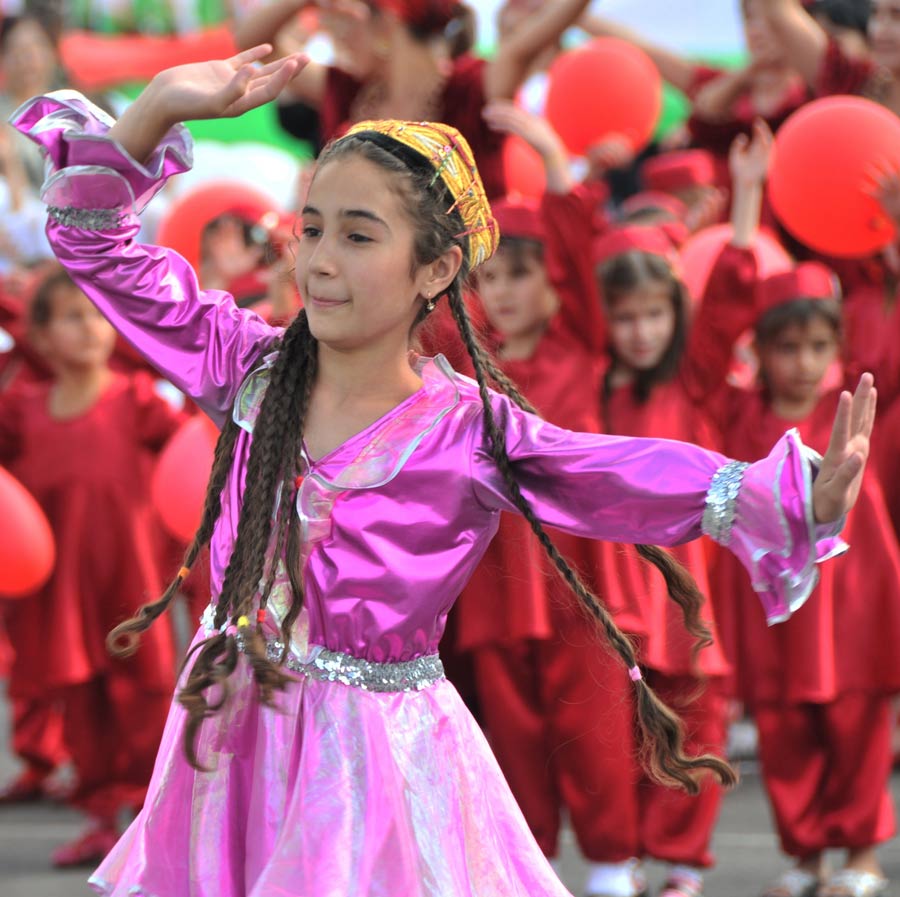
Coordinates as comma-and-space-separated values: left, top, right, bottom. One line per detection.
11, 48, 305, 425
482, 100, 608, 356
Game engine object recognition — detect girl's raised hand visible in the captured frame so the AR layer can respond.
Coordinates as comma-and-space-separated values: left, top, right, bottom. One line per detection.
483, 100, 567, 163
728, 118, 774, 187
148, 45, 307, 124
812, 373, 877, 524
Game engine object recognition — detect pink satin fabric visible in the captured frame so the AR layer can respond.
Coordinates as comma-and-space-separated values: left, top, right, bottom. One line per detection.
11, 91, 849, 897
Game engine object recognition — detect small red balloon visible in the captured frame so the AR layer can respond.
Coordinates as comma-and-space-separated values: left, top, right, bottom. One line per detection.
545, 38, 662, 157
151, 416, 219, 543
156, 181, 280, 275
0, 467, 55, 598
680, 224, 793, 302
768, 96, 900, 258
502, 134, 547, 200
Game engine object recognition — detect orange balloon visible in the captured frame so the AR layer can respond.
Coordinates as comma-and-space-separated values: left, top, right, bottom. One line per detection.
502, 135, 547, 199
151, 416, 220, 544
680, 224, 793, 302
156, 181, 280, 275
545, 38, 662, 157
0, 467, 55, 598
768, 96, 900, 258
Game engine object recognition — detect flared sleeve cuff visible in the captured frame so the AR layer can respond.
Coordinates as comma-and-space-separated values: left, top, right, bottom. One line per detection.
9, 89, 192, 221
702, 428, 847, 625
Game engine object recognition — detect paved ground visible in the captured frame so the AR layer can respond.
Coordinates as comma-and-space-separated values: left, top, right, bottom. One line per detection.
2, 684, 898, 897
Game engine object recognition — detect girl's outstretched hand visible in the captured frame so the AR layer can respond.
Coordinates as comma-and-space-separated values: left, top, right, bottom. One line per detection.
148, 45, 307, 124
812, 373, 876, 524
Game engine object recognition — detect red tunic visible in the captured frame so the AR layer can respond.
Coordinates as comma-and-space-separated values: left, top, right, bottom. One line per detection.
0, 372, 183, 697
816, 36, 884, 100
320, 55, 506, 199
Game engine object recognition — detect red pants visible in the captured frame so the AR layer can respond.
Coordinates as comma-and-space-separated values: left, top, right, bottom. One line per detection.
10, 695, 67, 775
473, 608, 727, 865
61, 673, 170, 822
755, 694, 896, 858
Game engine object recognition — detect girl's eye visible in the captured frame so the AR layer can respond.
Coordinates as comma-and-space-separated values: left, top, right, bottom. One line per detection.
348, 233, 373, 244
301, 225, 321, 239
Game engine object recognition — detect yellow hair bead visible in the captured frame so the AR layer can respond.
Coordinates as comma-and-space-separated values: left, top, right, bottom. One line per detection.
237, 615, 250, 629
343, 119, 499, 270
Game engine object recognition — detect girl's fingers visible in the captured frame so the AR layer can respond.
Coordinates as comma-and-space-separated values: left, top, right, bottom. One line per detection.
228, 44, 274, 67
849, 373, 875, 436
825, 390, 852, 461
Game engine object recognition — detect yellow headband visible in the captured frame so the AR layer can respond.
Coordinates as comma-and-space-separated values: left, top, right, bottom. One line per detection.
342, 119, 499, 269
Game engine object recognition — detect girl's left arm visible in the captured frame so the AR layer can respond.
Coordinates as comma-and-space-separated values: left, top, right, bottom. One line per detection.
469, 378, 873, 624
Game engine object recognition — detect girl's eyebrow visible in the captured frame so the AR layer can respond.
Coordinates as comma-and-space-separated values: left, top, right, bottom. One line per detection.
301, 205, 390, 232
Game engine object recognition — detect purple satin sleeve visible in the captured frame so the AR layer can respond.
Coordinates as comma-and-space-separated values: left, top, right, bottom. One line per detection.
9, 90, 281, 423
470, 390, 847, 624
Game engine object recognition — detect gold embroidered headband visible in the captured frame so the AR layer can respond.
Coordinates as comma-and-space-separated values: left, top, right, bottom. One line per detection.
342, 119, 499, 269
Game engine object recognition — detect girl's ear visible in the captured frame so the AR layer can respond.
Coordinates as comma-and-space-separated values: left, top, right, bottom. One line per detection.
419, 245, 464, 299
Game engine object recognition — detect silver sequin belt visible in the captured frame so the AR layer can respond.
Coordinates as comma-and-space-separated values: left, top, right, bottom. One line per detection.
237, 632, 445, 694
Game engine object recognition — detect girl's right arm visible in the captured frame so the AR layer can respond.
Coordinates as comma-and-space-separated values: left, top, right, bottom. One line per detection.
11, 48, 304, 425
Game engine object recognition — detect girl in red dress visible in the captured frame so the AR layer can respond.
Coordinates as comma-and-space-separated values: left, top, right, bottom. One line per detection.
701, 127, 900, 897
0, 268, 183, 867
476, 103, 763, 897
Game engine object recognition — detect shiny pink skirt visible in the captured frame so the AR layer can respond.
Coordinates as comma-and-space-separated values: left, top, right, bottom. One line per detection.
89, 632, 572, 897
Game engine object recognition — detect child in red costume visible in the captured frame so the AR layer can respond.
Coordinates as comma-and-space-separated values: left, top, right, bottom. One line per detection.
473, 102, 750, 897
0, 269, 183, 867
701, 127, 900, 897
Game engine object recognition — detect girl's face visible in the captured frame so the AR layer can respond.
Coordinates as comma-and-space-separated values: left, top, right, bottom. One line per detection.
1, 19, 57, 95
296, 155, 455, 352
34, 285, 116, 369
756, 316, 839, 407
477, 247, 557, 342
742, 0, 785, 66
606, 281, 677, 372
870, 0, 900, 72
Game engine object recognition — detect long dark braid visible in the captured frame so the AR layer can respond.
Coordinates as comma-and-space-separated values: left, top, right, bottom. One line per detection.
108, 309, 318, 770
448, 289, 733, 791
178, 311, 318, 769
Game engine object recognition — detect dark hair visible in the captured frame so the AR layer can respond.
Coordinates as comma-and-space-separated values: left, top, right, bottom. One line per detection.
0, 12, 60, 52
599, 250, 689, 404
29, 265, 76, 326
109, 129, 734, 791
755, 297, 842, 347
491, 236, 545, 273
808, 0, 870, 36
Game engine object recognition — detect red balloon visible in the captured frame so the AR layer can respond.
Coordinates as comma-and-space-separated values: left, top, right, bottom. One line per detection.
151, 416, 219, 543
502, 134, 546, 199
156, 181, 280, 275
545, 38, 662, 157
0, 467, 55, 598
768, 96, 900, 258
680, 224, 793, 302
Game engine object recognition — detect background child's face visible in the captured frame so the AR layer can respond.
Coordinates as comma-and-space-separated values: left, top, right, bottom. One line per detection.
756, 316, 839, 407
478, 248, 557, 342
606, 282, 676, 372
742, 0, 785, 66
34, 285, 116, 370
870, 0, 900, 72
